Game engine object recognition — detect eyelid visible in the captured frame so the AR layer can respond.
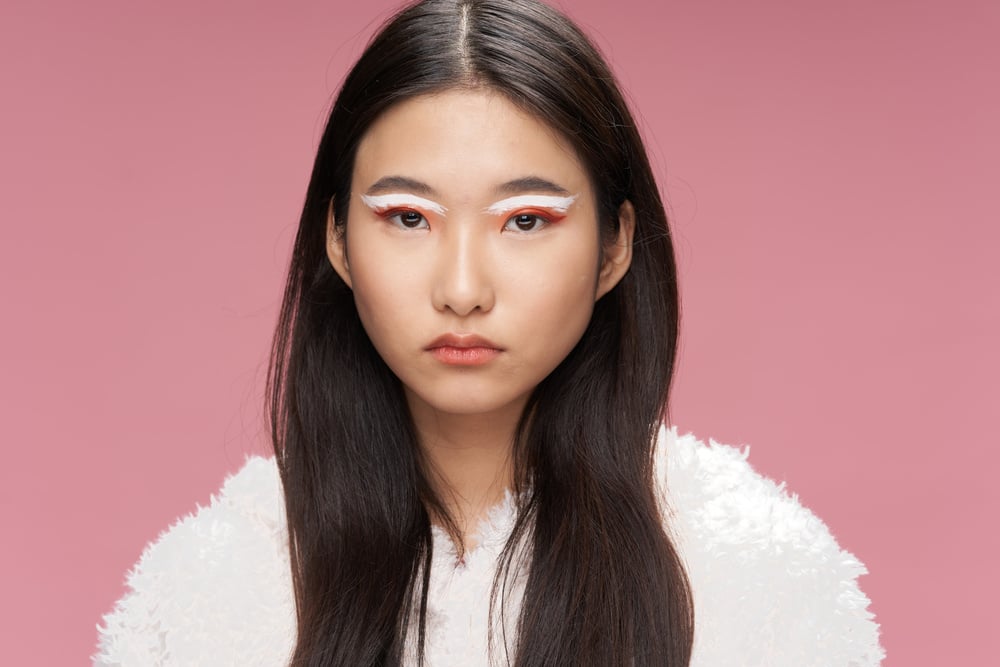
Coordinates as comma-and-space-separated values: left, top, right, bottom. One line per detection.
484, 194, 578, 216
360, 193, 447, 216
507, 208, 565, 222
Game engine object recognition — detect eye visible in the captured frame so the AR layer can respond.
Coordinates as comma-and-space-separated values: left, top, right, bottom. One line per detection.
385, 210, 429, 230
502, 212, 550, 233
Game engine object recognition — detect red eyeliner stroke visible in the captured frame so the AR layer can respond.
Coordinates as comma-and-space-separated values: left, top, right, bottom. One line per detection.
506, 208, 567, 224
372, 206, 422, 216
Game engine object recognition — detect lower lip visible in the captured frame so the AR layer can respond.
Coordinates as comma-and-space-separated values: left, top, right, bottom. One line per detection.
428, 346, 501, 366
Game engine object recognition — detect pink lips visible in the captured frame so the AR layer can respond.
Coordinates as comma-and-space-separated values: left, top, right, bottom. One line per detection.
425, 333, 503, 366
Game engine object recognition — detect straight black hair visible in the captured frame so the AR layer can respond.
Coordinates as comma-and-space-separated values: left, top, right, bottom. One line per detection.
267, 0, 694, 664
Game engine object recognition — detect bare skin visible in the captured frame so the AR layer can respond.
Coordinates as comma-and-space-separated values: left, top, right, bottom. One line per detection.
408, 399, 522, 550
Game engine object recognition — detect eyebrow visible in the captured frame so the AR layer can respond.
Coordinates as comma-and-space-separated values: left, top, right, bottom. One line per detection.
363, 175, 571, 198
365, 176, 436, 196
494, 176, 571, 197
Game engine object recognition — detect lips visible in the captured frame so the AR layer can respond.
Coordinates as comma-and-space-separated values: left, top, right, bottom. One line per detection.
425, 333, 503, 351
425, 333, 503, 366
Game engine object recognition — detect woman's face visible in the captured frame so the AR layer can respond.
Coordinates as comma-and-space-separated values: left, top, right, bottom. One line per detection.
328, 89, 632, 421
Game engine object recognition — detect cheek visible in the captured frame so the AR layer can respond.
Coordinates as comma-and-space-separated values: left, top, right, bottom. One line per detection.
344, 234, 422, 345
506, 237, 599, 347
516, 264, 593, 314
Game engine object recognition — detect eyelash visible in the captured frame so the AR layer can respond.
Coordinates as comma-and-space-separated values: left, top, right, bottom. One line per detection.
375, 208, 563, 232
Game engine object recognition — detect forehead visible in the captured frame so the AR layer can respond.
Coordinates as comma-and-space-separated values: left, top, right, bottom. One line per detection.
351, 89, 591, 204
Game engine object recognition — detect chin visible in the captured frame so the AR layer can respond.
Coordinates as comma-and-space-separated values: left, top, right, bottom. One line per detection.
406, 385, 531, 420
429, 396, 515, 416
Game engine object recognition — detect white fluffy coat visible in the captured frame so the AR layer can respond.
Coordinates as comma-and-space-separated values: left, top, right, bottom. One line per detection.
94, 426, 884, 665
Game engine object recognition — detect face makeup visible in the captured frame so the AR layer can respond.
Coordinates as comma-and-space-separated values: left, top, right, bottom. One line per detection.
484, 194, 578, 216
341, 89, 606, 419
360, 193, 448, 216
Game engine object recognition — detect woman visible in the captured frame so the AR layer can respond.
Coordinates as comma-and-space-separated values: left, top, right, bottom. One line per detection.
95, 0, 882, 664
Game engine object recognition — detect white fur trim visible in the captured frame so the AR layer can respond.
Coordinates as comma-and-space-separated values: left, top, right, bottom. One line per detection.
94, 429, 884, 665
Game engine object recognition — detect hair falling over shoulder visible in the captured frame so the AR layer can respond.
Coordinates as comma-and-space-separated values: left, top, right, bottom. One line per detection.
265, 0, 694, 664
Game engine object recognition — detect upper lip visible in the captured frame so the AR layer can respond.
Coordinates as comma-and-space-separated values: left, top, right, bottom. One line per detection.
425, 333, 503, 350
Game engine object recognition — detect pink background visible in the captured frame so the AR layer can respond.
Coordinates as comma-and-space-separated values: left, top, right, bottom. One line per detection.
2, 0, 996, 663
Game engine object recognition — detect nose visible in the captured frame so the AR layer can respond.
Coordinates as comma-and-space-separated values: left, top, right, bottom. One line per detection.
430, 225, 495, 316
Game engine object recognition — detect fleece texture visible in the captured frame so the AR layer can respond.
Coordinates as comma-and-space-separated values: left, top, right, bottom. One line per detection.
94, 426, 884, 666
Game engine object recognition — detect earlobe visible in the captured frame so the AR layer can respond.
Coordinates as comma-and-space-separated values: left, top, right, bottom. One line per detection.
595, 200, 635, 300
325, 198, 352, 288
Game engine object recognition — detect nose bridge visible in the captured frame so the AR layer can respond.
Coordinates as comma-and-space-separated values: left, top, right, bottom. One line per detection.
433, 219, 494, 315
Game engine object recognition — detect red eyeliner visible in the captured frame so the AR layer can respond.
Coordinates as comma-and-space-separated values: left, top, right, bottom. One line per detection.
509, 208, 567, 223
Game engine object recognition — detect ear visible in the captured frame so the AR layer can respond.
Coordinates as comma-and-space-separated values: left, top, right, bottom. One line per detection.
595, 200, 635, 300
325, 197, 353, 288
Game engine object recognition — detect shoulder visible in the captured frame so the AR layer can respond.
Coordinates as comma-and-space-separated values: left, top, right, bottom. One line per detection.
654, 425, 885, 666
93, 455, 296, 666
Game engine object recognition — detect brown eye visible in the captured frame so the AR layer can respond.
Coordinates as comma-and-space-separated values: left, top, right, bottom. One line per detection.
388, 210, 429, 230
504, 213, 547, 232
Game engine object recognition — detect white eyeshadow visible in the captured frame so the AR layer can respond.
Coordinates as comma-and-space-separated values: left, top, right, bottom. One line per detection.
484, 194, 578, 215
360, 193, 447, 215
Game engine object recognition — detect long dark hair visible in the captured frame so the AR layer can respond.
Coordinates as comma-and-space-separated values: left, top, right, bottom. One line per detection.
266, 0, 694, 664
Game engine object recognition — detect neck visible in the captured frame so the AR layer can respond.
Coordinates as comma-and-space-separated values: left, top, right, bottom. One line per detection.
406, 393, 524, 551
